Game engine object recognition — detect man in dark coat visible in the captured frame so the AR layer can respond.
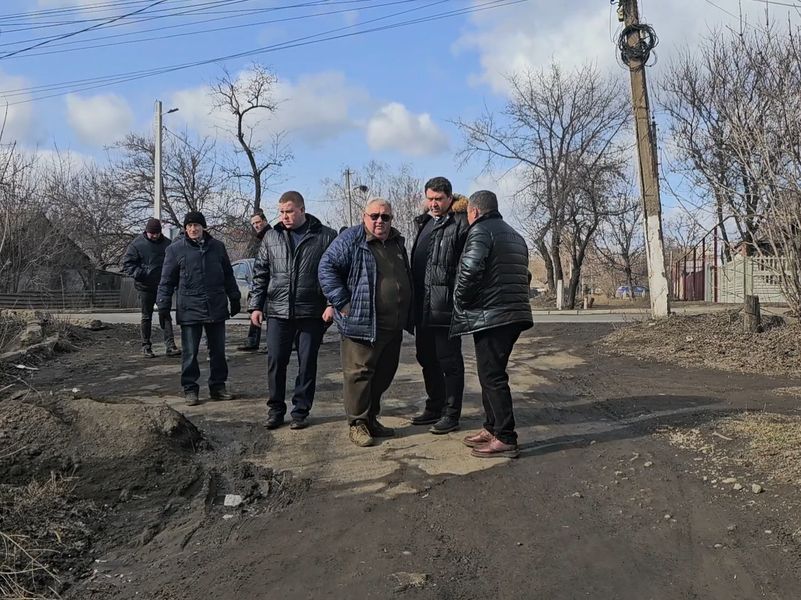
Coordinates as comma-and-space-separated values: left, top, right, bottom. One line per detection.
239, 210, 271, 352
249, 191, 337, 430
450, 191, 533, 458
122, 218, 180, 358
319, 198, 414, 448
409, 177, 469, 434
157, 211, 241, 406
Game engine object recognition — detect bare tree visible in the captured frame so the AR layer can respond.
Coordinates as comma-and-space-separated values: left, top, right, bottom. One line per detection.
321, 161, 423, 244
0, 146, 77, 292
109, 130, 232, 228
660, 27, 787, 258
454, 62, 630, 308
594, 192, 644, 299
210, 63, 292, 213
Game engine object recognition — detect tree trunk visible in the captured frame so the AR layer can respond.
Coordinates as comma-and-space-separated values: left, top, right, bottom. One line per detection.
744, 294, 761, 333
537, 238, 555, 292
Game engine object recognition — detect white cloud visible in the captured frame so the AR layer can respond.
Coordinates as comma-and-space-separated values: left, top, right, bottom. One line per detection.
0, 70, 36, 144
169, 69, 366, 146
366, 103, 448, 156
65, 93, 134, 146
456, 0, 801, 94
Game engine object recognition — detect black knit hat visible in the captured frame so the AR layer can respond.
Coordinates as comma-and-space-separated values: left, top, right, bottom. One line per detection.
145, 218, 162, 234
183, 211, 207, 228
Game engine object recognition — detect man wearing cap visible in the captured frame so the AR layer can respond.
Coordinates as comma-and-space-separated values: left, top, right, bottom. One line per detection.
122, 217, 180, 358
157, 211, 241, 406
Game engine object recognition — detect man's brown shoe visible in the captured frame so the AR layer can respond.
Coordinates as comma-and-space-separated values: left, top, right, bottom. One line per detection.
470, 437, 520, 458
349, 422, 375, 447
368, 419, 395, 438
462, 429, 494, 448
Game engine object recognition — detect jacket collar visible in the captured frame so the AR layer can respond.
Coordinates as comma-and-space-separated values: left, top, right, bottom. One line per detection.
471, 209, 503, 226
273, 213, 322, 234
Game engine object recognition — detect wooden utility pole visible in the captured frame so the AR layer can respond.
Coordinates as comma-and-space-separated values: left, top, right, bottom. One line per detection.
344, 169, 354, 226
621, 0, 670, 318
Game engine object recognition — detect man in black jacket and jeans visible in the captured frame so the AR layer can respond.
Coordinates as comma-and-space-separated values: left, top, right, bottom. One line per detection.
409, 177, 469, 434
122, 218, 180, 358
450, 191, 533, 458
157, 211, 241, 406
249, 191, 337, 430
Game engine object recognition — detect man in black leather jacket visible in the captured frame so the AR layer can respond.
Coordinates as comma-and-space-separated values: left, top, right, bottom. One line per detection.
122, 218, 180, 358
450, 190, 533, 458
249, 192, 337, 430
157, 211, 241, 406
409, 177, 469, 434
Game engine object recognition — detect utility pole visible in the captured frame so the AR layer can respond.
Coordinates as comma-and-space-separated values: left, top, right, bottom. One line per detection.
154, 100, 163, 220
620, 0, 670, 318
344, 168, 353, 226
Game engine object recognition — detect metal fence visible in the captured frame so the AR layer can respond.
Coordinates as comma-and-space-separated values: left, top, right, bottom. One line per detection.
0, 290, 121, 310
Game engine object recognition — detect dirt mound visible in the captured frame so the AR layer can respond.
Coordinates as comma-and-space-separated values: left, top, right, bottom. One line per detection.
0, 397, 205, 597
603, 310, 801, 376
0, 397, 202, 499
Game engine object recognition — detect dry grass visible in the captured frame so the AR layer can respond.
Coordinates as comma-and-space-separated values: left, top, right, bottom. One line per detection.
718, 413, 801, 485
662, 413, 801, 486
0, 532, 61, 600
604, 310, 801, 376
0, 474, 98, 599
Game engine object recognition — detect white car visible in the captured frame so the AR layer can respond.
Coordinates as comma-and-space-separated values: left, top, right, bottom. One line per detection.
231, 258, 255, 306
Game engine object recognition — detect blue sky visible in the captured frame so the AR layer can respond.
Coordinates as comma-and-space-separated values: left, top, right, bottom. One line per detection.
1, 0, 799, 221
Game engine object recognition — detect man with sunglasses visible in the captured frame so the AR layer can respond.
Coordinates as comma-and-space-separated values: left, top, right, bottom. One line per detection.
409, 177, 469, 434
319, 198, 414, 448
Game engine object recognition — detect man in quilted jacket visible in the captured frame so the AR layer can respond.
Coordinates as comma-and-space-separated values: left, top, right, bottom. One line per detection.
318, 198, 414, 448
249, 192, 337, 430
451, 190, 533, 458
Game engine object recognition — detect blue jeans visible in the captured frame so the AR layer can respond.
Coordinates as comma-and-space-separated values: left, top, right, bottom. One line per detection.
266, 317, 326, 420
180, 321, 227, 393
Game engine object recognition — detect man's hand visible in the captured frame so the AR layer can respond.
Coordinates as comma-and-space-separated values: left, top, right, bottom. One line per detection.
322, 306, 336, 323
157, 307, 170, 329
339, 302, 350, 317
230, 298, 241, 317
251, 310, 263, 326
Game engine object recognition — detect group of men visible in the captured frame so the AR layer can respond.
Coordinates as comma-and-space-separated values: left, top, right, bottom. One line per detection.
122, 177, 532, 459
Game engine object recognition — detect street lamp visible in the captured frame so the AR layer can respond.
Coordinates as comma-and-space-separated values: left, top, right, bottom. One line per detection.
154, 100, 179, 220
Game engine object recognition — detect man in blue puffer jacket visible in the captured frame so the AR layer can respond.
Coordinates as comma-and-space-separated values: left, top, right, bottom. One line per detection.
318, 198, 414, 448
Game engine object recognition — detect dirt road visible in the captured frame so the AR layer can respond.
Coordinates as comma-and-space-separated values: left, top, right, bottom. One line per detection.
16, 322, 801, 599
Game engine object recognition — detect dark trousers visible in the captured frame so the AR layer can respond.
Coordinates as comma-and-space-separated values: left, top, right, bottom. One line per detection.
181, 321, 227, 393
266, 317, 326, 420
139, 289, 175, 349
341, 330, 403, 425
415, 326, 464, 419
474, 323, 523, 445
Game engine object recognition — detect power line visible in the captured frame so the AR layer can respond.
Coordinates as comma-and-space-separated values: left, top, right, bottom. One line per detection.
0, 0, 170, 59
0, 0, 426, 58
1, 0, 524, 104
0, 0, 390, 53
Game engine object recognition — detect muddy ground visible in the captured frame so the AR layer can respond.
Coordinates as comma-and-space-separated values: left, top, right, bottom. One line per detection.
3, 318, 801, 599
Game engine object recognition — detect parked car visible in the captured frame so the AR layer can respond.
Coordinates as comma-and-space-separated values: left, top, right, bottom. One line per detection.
615, 284, 649, 298
231, 258, 255, 305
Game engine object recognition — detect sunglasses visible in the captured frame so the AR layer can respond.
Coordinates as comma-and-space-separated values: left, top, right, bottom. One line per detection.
367, 213, 393, 222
